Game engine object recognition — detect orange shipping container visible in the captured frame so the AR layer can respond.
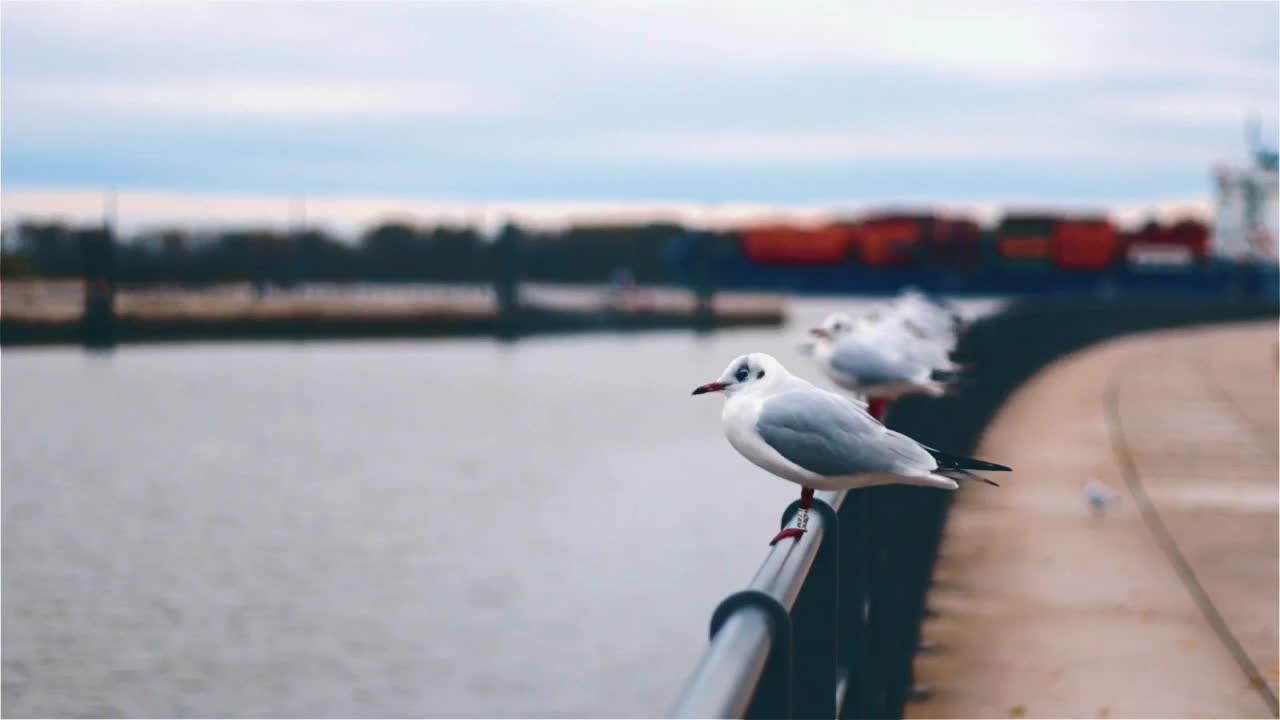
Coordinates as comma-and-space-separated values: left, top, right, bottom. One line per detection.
1052, 219, 1119, 270
741, 225, 851, 265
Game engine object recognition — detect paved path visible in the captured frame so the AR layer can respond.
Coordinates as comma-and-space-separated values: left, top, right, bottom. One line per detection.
909, 320, 1279, 719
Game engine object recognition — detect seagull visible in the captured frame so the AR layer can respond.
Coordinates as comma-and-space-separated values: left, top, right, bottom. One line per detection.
808, 313, 955, 419
894, 287, 966, 334
692, 353, 1010, 544
819, 311, 962, 372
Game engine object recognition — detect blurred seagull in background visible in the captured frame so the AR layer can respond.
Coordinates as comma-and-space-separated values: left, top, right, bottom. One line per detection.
804, 289, 971, 419
808, 312, 955, 419
810, 315, 950, 393
692, 353, 1009, 545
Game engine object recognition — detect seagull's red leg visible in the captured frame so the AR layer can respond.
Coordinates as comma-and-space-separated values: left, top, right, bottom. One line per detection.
770, 487, 814, 545
868, 398, 892, 422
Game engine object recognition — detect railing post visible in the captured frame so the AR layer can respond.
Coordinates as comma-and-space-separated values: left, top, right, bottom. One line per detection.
880, 486, 923, 717
492, 223, 523, 339
782, 497, 840, 720
837, 492, 867, 720
78, 226, 116, 349
853, 487, 892, 719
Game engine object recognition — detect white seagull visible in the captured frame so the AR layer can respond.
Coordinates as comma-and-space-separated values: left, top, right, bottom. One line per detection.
827, 310, 961, 372
808, 313, 958, 419
693, 353, 1009, 544
894, 287, 966, 334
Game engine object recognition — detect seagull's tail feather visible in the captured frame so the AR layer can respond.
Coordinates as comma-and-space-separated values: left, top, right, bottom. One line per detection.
929, 367, 964, 383
926, 448, 1012, 473
927, 369, 974, 397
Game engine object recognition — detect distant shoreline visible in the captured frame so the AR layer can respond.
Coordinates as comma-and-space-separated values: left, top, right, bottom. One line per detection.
0, 308, 785, 347
0, 281, 786, 347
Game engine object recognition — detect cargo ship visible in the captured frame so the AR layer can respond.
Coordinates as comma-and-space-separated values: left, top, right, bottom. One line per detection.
702, 139, 1279, 300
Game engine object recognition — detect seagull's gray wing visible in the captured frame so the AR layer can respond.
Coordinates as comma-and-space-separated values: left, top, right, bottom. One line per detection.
829, 339, 919, 386
756, 386, 935, 477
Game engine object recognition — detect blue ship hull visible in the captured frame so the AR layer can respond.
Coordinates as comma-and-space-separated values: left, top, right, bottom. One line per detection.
708, 259, 1280, 300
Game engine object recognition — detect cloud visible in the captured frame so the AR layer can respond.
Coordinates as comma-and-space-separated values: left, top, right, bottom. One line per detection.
15, 78, 506, 121
0, 1, 1275, 205
555, 1, 1276, 85
545, 126, 1205, 168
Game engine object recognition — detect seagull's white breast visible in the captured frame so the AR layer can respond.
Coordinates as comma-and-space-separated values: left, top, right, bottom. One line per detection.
721, 390, 821, 487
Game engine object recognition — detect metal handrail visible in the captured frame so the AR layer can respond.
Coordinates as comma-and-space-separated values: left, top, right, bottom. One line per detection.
671, 490, 846, 719
670, 485, 948, 720
670, 606, 773, 719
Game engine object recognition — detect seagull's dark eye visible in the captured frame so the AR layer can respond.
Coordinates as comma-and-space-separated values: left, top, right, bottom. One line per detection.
734, 365, 750, 382
757, 370, 765, 379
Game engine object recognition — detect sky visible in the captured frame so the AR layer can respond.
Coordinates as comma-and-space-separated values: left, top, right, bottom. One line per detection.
1, 1, 1277, 233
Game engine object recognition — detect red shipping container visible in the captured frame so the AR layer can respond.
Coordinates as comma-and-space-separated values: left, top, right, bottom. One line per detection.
1123, 219, 1209, 263
928, 218, 983, 266
1164, 220, 1210, 261
741, 225, 851, 265
855, 218, 920, 267
1052, 218, 1119, 271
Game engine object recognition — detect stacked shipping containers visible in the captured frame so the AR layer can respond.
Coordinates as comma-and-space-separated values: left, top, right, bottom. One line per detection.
732, 211, 1210, 275
853, 215, 922, 267
1051, 218, 1120, 271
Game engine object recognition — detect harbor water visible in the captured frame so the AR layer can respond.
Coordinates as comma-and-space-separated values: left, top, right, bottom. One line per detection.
1, 297, 998, 718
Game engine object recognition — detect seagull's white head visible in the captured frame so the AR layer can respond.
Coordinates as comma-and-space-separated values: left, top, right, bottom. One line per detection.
810, 312, 856, 342
691, 353, 789, 397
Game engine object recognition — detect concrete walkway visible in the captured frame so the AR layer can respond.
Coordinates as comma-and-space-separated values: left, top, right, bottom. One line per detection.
909, 320, 1279, 719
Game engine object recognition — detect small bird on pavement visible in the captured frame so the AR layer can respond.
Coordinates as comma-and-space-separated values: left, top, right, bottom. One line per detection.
1083, 480, 1119, 518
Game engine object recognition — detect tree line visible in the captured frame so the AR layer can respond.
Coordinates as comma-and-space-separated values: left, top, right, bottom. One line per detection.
1, 220, 740, 286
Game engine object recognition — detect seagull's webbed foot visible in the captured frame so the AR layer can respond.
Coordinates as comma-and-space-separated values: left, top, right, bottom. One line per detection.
769, 527, 807, 545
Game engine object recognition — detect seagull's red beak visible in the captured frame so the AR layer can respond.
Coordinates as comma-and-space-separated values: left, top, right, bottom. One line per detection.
691, 382, 728, 396
809, 327, 829, 338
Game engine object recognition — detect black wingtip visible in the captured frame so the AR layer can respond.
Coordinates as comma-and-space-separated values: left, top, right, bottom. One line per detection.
977, 460, 1012, 472
928, 448, 1012, 473
938, 468, 1000, 487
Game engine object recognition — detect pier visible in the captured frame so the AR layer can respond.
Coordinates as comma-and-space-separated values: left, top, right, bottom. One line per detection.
0, 281, 784, 346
